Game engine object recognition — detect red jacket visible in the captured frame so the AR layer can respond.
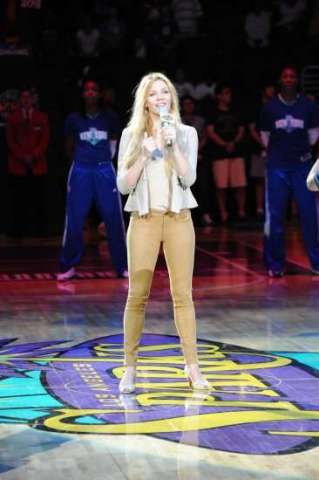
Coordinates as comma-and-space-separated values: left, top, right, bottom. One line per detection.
6, 109, 50, 175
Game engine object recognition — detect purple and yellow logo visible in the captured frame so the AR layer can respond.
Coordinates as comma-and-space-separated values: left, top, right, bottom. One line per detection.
0, 334, 318, 455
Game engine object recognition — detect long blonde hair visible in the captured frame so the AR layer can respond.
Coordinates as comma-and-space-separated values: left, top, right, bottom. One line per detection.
123, 72, 181, 168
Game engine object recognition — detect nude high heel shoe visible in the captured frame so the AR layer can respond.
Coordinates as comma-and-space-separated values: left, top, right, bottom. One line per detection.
184, 364, 210, 390
119, 366, 136, 394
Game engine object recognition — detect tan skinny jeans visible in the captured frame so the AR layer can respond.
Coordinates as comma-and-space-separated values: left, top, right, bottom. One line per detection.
123, 209, 198, 366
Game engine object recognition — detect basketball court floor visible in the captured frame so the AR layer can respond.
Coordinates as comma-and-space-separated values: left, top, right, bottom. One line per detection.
0, 224, 318, 480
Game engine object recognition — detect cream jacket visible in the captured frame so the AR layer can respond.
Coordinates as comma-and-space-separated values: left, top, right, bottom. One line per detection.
116, 124, 198, 215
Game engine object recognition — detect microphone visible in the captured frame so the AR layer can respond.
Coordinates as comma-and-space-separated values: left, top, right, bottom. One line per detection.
158, 105, 174, 147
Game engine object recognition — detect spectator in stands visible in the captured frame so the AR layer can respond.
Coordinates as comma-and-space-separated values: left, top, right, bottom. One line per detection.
134, 36, 148, 61
17, 0, 43, 52
159, 3, 175, 41
206, 83, 247, 223
94, 0, 114, 18
99, 6, 126, 54
101, 85, 122, 133
96, 84, 123, 237
192, 75, 216, 101
0, 90, 19, 235
248, 83, 275, 219
181, 95, 213, 226
181, 95, 205, 134
276, 0, 307, 32
244, 0, 272, 48
76, 17, 101, 57
139, 0, 175, 66
157, 3, 176, 67
6, 86, 50, 237
142, 0, 162, 25
308, 0, 319, 40
172, 0, 203, 37
174, 68, 194, 97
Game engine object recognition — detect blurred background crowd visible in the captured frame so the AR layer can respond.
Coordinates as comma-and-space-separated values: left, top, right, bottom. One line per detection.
1, 0, 319, 237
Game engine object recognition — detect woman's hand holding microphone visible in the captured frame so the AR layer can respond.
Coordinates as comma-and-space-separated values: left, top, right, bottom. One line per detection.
141, 106, 177, 164
162, 121, 176, 147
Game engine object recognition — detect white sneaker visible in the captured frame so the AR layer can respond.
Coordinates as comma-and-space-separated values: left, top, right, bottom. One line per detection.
57, 267, 76, 282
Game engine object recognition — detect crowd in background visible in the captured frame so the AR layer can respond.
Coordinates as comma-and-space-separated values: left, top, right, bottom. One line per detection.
0, 0, 319, 237
1, 0, 319, 105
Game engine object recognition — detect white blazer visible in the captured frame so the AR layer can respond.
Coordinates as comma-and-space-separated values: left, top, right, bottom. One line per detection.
116, 124, 198, 216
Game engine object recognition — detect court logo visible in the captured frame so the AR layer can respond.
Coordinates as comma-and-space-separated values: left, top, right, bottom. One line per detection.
0, 335, 319, 455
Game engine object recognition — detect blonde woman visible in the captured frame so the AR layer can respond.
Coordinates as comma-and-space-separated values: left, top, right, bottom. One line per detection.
117, 72, 209, 394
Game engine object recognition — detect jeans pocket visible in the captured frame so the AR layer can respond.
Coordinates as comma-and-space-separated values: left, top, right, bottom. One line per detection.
175, 209, 191, 222
130, 212, 150, 222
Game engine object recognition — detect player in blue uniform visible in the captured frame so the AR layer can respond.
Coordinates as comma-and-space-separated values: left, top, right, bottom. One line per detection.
57, 80, 127, 281
260, 66, 319, 277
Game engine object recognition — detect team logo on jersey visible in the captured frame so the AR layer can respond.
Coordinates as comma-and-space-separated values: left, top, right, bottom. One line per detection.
80, 128, 107, 146
275, 115, 304, 133
1, 334, 319, 455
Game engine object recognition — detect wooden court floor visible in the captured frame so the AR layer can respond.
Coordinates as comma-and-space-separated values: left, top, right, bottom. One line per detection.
0, 224, 319, 480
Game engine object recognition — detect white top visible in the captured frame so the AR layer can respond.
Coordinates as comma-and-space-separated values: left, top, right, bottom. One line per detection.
117, 123, 198, 216
147, 155, 171, 211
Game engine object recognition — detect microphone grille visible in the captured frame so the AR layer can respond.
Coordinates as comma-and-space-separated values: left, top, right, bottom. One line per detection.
158, 105, 169, 116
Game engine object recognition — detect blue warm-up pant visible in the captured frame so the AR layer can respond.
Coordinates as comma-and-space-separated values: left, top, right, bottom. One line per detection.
60, 161, 127, 274
264, 164, 319, 272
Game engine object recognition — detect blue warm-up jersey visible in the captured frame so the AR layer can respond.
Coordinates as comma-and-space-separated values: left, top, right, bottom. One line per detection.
64, 111, 118, 164
260, 94, 319, 169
